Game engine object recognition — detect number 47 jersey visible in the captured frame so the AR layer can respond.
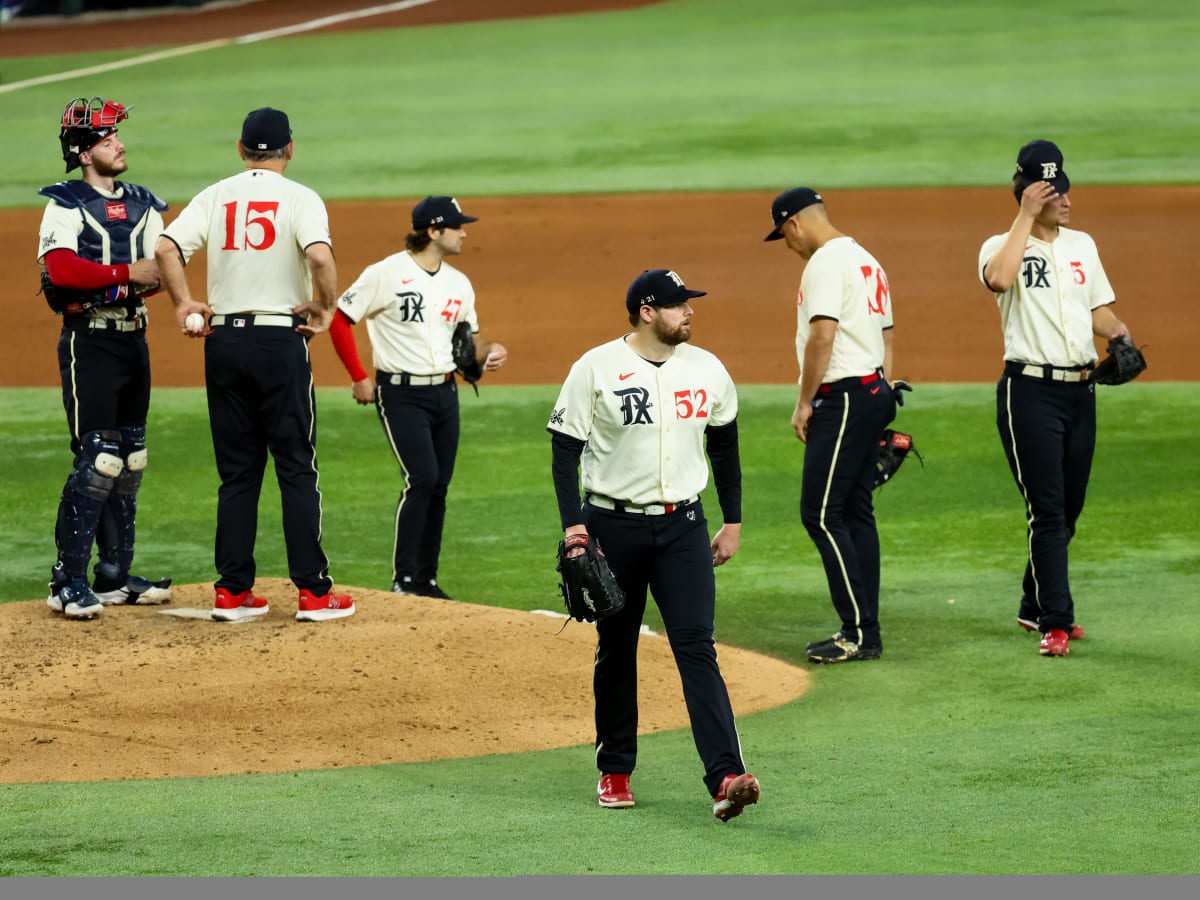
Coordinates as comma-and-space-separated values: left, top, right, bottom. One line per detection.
547, 336, 738, 506
160, 169, 331, 315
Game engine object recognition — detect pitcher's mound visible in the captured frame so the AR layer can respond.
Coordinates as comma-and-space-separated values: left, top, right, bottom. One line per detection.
0, 579, 807, 784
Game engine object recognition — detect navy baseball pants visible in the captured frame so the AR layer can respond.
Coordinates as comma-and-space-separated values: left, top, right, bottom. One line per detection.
585, 500, 745, 797
375, 377, 459, 587
997, 368, 1096, 632
800, 377, 896, 649
203, 319, 332, 594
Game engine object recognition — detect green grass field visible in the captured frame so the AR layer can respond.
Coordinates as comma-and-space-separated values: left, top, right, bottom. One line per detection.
2, 384, 1198, 876
2, 0, 1199, 207
2, 0, 1198, 878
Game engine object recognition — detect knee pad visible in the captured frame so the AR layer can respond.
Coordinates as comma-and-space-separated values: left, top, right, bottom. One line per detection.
116, 425, 146, 492
70, 430, 124, 500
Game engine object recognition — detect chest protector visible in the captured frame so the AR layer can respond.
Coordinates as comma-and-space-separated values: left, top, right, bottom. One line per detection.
38, 180, 167, 265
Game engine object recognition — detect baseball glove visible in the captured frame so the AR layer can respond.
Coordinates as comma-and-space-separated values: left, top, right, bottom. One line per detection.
40, 268, 157, 316
1092, 335, 1147, 386
451, 322, 484, 393
556, 533, 625, 623
875, 429, 922, 489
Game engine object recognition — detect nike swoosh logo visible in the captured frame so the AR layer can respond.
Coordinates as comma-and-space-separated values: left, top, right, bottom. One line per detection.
870, 386, 881, 394
619, 372, 635, 380
402, 278, 415, 284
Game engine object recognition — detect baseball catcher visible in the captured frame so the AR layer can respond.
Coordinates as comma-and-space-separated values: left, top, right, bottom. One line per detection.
1091, 335, 1147, 385
556, 533, 625, 623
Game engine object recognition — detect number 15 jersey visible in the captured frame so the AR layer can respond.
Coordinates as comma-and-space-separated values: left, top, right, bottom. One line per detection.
161, 169, 331, 314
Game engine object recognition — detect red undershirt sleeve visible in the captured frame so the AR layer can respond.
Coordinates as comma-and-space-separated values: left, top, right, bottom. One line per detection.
329, 309, 370, 382
42, 249, 130, 289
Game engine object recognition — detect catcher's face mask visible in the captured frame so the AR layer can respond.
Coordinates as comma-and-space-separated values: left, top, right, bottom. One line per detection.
59, 97, 130, 173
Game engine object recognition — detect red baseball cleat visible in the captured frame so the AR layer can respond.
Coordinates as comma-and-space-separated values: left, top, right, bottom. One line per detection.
1039, 629, 1071, 657
212, 587, 269, 622
713, 773, 760, 822
597, 774, 635, 809
296, 588, 355, 622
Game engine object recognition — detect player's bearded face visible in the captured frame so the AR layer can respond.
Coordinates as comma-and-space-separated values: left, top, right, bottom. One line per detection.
433, 227, 466, 256
651, 303, 693, 345
83, 135, 127, 177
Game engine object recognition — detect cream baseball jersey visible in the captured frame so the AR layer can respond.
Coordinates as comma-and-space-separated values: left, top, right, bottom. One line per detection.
979, 227, 1115, 367
161, 169, 330, 315
796, 236, 893, 384
336, 251, 478, 375
547, 337, 738, 505
37, 186, 163, 322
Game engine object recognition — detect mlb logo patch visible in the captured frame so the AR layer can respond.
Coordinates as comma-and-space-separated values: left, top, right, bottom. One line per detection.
105, 202, 128, 221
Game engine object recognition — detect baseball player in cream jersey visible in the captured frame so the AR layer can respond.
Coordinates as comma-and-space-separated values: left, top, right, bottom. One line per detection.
547, 268, 759, 822
765, 187, 900, 665
979, 139, 1133, 658
155, 107, 354, 623
329, 196, 507, 599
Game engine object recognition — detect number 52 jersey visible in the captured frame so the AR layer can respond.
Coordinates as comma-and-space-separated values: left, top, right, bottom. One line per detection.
547, 336, 738, 506
160, 169, 331, 314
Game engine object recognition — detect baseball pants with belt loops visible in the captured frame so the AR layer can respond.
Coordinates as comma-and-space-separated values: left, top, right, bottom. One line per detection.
997, 367, 1096, 631
204, 318, 332, 594
586, 500, 746, 797
800, 377, 896, 649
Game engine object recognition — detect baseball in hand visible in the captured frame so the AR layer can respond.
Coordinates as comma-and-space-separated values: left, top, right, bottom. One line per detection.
185, 313, 206, 333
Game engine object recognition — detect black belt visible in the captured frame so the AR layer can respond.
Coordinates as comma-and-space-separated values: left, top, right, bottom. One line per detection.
1005, 361, 1093, 383
379, 371, 455, 387
63, 314, 147, 333
817, 371, 881, 394
586, 493, 699, 516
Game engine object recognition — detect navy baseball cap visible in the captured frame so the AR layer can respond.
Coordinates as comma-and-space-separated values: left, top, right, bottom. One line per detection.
625, 269, 707, 314
1014, 139, 1070, 193
764, 187, 823, 241
241, 108, 292, 151
412, 196, 478, 231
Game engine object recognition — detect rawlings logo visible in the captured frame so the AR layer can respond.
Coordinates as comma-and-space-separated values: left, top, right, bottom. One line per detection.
105, 202, 128, 221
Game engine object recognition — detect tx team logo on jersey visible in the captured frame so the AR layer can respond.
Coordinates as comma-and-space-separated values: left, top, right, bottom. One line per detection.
614, 387, 654, 426
395, 291, 425, 322
1021, 256, 1051, 289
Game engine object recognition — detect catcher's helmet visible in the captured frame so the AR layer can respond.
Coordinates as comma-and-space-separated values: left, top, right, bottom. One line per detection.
59, 97, 130, 173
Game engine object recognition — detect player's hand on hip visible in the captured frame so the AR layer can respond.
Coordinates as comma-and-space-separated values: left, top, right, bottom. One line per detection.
351, 377, 376, 406
711, 523, 741, 567
791, 400, 813, 443
128, 258, 160, 287
293, 302, 332, 336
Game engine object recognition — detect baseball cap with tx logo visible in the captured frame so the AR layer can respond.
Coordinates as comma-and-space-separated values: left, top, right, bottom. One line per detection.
1014, 139, 1070, 194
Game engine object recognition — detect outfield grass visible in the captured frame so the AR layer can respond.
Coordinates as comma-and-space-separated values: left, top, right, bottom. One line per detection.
2, 384, 1197, 875
2, 0, 1199, 206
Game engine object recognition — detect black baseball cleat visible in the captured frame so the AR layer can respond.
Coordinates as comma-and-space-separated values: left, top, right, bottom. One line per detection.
805, 634, 882, 664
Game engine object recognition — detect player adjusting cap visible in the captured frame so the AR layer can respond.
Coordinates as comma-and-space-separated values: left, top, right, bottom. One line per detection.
764, 187, 823, 241
625, 269, 707, 313
412, 196, 479, 230
1014, 139, 1070, 194
241, 107, 292, 152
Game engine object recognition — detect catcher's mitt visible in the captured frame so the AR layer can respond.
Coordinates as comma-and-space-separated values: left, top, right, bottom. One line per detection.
451, 322, 484, 393
40, 268, 157, 316
556, 533, 625, 623
875, 429, 922, 490
1091, 335, 1147, 386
